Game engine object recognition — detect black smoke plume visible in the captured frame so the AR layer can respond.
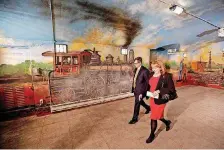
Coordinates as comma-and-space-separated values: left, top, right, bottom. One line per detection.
73, 0, 142, 47
32, 0, 142, 47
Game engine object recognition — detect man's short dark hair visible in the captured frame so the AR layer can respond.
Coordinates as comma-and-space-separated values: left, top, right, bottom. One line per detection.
134, 57, 142, 63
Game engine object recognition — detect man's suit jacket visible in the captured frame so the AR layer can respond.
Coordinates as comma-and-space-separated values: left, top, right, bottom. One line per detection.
132, 66, 150, 96
148, 72, 177, 105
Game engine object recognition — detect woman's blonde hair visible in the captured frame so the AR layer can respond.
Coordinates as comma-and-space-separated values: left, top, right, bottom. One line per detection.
151, 60, 166, 75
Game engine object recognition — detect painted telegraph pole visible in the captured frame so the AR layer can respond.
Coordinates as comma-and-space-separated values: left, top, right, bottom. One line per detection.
49, 0, 56, 71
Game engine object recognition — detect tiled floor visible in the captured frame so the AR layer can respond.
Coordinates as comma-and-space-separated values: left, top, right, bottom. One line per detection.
0, 85, 224, 149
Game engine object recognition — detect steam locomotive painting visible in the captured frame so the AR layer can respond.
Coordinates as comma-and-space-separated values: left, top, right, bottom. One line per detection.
0, 47, 135, 112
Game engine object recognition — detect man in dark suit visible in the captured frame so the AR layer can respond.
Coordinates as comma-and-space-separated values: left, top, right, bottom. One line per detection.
129, 57, 151, 124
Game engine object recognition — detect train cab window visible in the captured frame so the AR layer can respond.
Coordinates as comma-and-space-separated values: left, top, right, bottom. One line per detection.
63, 56, 71, 65
56, 56, 62, 65
72, 56, 78, 65
83, 55, 90, 63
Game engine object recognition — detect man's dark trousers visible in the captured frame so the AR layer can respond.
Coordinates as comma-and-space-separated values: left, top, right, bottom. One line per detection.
132, 93, 150, 120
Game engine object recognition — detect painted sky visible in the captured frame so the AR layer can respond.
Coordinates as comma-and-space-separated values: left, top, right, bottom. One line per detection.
0, 0, 224, 64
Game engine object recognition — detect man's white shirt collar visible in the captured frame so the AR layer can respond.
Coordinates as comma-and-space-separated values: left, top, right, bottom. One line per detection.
137, 65, 142, 70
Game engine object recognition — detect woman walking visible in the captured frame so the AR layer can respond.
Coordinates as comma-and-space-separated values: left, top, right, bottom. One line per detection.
146, 60, 177, 143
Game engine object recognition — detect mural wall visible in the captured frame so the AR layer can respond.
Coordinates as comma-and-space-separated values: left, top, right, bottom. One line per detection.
150, 43, 224, 87
0, 0, 224, 110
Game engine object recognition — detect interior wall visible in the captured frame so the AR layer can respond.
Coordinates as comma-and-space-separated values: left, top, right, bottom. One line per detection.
0, 0, 224, 107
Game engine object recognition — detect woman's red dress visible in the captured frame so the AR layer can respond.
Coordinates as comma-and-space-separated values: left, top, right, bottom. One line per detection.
149, 76, 166, 120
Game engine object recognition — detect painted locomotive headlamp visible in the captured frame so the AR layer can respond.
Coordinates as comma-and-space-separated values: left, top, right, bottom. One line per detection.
121, 48, 128, 55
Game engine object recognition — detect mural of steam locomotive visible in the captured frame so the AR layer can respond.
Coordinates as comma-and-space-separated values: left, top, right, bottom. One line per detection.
41, 47, 136, 112
0, 47, 135, 113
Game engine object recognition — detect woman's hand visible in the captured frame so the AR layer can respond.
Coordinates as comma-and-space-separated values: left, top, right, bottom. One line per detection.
155, 90, 160, 94
153, 90, 160, 95
153, 90, 160, 98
